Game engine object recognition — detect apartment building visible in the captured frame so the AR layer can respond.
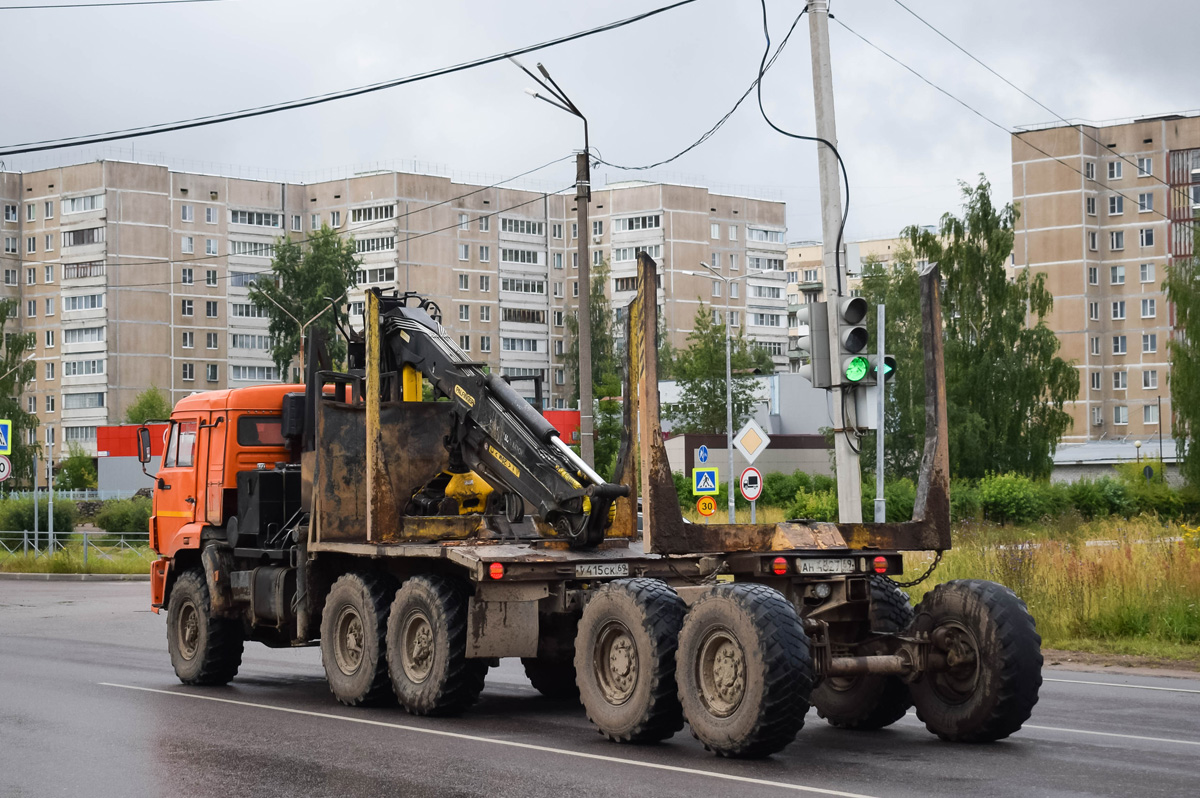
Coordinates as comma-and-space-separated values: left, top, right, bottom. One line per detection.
1012, 113, 1200, 443
0, 163, 788, 460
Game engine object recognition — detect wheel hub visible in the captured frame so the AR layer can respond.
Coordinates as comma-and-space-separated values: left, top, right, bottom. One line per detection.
402, 611, 435, 684
178, 601, 199, 660
334, 606, 365, 676
697, 628, 746, 717
593, 620, 638, 704
930, 622, 981, 703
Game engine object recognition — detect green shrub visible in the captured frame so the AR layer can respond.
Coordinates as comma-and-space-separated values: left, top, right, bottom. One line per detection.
94, 497, 153, 534
1069, 477, 1133, 520
787, 489, 838, 522
0, 497, 78, 534
950, 479, 981, 522
978, 472, 1046, 525
762, 471, 807, 508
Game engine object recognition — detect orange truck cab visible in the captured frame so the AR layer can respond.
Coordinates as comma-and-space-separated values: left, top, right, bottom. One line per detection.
149, 383, 301, 612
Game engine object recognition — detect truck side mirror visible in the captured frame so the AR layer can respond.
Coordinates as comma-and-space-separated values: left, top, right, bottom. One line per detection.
137, 426, 152, 464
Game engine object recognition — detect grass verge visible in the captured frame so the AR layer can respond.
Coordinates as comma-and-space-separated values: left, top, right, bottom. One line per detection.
0, 544, 154, 574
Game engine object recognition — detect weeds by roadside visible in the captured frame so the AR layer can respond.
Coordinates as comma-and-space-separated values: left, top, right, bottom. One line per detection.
0, 544, 154, 575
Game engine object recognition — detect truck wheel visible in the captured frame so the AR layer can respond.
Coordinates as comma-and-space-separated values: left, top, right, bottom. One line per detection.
909, 579, 1042, 742
387, 575, 487, 716
677, 583, 813, 758
320, 572, 396, 707
575, 578, 686, 743
167, 569, 244, 686
522, 657, 579, 700
812, 575, 914, 730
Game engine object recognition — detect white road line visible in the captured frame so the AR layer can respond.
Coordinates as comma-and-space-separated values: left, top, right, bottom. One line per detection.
902, 713, 1200, 747
1044, 677, 1200, 695
100, 683, 879, 798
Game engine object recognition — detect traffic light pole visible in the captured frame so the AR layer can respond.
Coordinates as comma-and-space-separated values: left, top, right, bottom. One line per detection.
809, 0, 862, 522
875, 302, 886, 522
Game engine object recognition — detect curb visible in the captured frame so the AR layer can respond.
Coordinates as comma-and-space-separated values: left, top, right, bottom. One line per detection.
0, 572, 150, 582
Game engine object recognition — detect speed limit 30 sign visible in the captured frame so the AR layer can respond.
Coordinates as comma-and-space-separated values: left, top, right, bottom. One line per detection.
739, 467, 763, 502
0, 454, 12, 483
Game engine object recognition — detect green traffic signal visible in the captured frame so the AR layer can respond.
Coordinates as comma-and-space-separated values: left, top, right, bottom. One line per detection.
845, 355, 870, 382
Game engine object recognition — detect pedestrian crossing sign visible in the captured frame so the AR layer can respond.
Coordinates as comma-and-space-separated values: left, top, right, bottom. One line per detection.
692, 467, 719, 495
0, 419, 10, 455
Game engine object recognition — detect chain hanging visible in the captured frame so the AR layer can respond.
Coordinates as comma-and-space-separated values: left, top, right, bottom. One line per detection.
887, 550, 943, 588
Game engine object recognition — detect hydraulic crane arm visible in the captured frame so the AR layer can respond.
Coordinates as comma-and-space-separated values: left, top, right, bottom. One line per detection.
374, 291, 627, 548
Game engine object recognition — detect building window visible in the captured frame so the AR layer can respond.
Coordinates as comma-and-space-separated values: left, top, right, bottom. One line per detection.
500, 337, 543, 353
1141, 298, 1156, 318
1144, 404, 1159, 425
1090, 372, 1100, 391
710, 223, 720, 239
1108, 161, 1122, 180
459, 213, 470, 231
207, 332, 218, 349
553, 310, 564, 327
26, 301, 35, 319
730, 282, 739, 299
181, 204, 193, 222
459, 305, 470, 322
45, 395, 56, 413
45, 362, 54, 381
480, 336, 491, 353
728, 310, 740, 327
231, 365, 280, 382
1084, 162, 1095, 180
206, 364, 218, 382
553, 252, 562, 270
26, 267, 34, 285
1085, 196, 1096, 215
46, 330, 55, 348
479, 216, 490, 233
458, 244, 470, 261
1088, 302, 1099, 321
26, 203, 35, 222
712, 281, 722, 297
64, 294, 103, 312
479, 306, 491, 322
330, 211, 342, 227
500, 278, 546, 294
1109, 195, 1123, 215
593, 220, 604, 237
478, 275, 490, 293
1111, 300, 1125, 320
182, 363, 194, 381
571, 222, 578, 239
62, 227, 104, 247
593, 250, 602, 266
1137, 157, 1152, 177
1110, 265, 1125, 285
61, 195, 103, 215
1113, 406, 1128, 425
1143, 333, 1157, 353
1138, 192, 1153, 212
4, 270, 15, 285
292, 215, 301, 232
1140, 263, 1155, 283
614, 215, 660, 232
572, 252, 578, 269
1090, 337, 1100, 356
1112, 335, 1126, 355
572, 281, 578, 297
2, 238, 14, 255
554, 340, 564, 356
45, 298, 54, 316
1110, 231, 1124, 251
182, 267, 194, 285
311, 213, 320, 229
45, 234, 53, 253
1139, 228, 1154, 248
459, 335, 470, 352
182, 236, 194, 254
206, 270, 217, 287
26, 237, 35, 254
480, 245, 490, 263
182, 331, 194, 349
206, 239, 217, 256
458, 274, 469, 290
205, 207, 215, 224
552, 223, 563, 239
500, 218, 545, 236
182, 299, 194, 317
206, 301, 218, 318
1143, 370, 1158, 389
1113, 371, 1127, 390
553, 282, 563, 298
3, 204, 16, 222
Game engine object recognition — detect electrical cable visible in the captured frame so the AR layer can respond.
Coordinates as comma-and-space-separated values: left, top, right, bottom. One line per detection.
593, 4, 807, 172
890, 0, 1181, 198
833, 16, 1192, 236
0, 0, 233, 8
0, 153, 573, 275
0, 0, 701, 156
755, 0, 850, 297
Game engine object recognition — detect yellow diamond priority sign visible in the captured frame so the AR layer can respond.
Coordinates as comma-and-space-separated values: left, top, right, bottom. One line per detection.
733, 418, 770, 465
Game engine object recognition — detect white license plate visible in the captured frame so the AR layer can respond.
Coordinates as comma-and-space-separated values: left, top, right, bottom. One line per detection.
799, 557, 855, 575
575, 563, 630, 578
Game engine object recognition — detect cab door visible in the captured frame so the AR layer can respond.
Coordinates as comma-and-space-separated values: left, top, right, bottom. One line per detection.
154, 417, 201, 556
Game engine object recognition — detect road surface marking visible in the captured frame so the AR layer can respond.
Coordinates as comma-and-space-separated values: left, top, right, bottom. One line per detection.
100, 683, 880, 798
903, 713, 1200, 747
1044, 677, 1200, 695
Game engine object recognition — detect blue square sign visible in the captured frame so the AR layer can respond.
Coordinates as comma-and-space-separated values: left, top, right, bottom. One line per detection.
0, 419, 10, 455
692, 467, 719, 495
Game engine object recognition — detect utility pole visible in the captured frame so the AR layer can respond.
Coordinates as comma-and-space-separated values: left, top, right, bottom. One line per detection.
809, 0, 862, 522
576, 149, 595, 467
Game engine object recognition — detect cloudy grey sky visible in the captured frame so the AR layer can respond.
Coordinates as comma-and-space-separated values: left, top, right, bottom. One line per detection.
3, 0, 1195, 241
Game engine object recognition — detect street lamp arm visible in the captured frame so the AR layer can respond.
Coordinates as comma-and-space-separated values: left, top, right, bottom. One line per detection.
0, 353, 36, 384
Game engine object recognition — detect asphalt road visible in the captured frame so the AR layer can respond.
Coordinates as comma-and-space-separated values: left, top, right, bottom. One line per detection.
2, 581, 1197, 798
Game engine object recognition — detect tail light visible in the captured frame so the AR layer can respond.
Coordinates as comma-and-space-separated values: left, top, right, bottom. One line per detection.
488, 562, 505, 580
771, 557, 789, 576
872, 556, 888, 574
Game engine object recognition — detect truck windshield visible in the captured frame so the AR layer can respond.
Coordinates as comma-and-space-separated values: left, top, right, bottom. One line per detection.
237, 415, 285, 447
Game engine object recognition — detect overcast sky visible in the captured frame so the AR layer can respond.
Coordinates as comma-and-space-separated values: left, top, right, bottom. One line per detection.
3, 0, 1195, 241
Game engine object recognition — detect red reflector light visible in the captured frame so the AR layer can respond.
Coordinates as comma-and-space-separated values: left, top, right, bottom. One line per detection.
772, 557, 788, 576
488, 562, 505, 580
872, 556, 888, 574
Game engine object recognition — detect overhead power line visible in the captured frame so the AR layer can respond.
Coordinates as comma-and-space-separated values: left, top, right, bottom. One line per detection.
0, 0, 700, 157
0, 0, 233, 8
889, 0, 1180, 197
833, 16, 1191, 234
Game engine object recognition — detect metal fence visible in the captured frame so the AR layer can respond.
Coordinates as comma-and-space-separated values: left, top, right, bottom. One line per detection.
0, 489, 141, 501
0, 531, 152, 567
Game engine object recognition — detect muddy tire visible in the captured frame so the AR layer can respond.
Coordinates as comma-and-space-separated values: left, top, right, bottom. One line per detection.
320, 572, 396, 707
677, 584, 813, 758
575, 578, 687, 743
387, 575, 487, 716
522, 658, 579, 700
812, 575, 914, 730
167, 569, 244, 686
909, 579, 1042, 742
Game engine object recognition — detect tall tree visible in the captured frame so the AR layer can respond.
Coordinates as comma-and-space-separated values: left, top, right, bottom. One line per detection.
1165, 225, 1200, 485
249, 225, 360, 379
125, 385, 172, 424
665, 302, 775, 434
56, 443, 98, 490
891, 176, 1078, 479
0, 301, 38, 487
562, 260, 618, 405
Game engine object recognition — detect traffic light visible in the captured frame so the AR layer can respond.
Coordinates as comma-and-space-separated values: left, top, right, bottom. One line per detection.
795, 301, 831, 389
874, 354, 897, 382
835, 296, 870, 385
